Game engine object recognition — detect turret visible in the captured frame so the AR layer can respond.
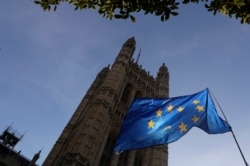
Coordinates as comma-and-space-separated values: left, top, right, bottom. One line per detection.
99, 37, 136, 98
113, 37, 135, 67
29, 150, 41, 166
156, 63, 169, 97
43, 37, 169, 166
0, 126, 23, 148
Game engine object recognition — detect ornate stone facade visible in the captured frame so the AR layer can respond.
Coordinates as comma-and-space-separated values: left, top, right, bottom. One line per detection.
43, 37, 169, 166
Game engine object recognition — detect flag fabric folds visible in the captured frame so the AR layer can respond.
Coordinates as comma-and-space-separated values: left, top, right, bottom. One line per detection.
114, 89, 231, 153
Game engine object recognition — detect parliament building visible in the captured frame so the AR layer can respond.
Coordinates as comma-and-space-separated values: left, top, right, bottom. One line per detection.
43, 37, 169, 166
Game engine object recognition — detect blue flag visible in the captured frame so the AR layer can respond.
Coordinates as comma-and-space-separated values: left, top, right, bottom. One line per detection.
114, 89, 231, 153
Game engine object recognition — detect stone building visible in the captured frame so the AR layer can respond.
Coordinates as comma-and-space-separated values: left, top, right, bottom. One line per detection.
43, 37, 169, 166
0, 126, 40, 166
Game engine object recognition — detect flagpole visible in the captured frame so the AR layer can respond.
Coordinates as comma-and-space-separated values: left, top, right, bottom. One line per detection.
209, 89, 249, 166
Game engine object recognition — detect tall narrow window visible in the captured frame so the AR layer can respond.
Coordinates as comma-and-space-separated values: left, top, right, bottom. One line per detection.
99, 136, 115, 166
121, 84, 132, 103
134, 151, 143, 166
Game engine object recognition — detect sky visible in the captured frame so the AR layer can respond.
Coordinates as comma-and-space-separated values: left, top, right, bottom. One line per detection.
0, 0, 249, 166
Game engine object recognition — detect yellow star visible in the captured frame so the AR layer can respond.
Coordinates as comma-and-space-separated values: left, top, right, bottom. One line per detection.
196, 105, 204, 112
167, 104, 174, 112
179, 122, 187, 132
192, 115, 200, 123
156, 109, 162, 117
177, 106, 184, 112
192, 100, 199, 105
148, 120, 155, 129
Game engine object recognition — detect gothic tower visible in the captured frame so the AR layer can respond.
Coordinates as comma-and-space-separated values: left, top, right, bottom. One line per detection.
43, 37, 169, 166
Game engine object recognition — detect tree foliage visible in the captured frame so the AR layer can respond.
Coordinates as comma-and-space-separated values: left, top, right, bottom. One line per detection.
34, 0, 250, 24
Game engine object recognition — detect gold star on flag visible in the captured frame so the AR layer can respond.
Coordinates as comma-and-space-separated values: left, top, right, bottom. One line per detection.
177, 106, 184, 112
148, 120, 155, 129
167, 104, 174, 112
192, 100, 199, 105
156, 109, 162, 117
196, 105, 204, 112
192, 115, 199, 123
179, 122, 187, 132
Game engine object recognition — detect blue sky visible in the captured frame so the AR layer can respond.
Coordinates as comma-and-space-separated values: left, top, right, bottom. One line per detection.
0, 0, 249, 165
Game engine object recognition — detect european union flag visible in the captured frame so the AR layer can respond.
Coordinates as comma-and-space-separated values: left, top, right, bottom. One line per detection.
114, 89, 231, 153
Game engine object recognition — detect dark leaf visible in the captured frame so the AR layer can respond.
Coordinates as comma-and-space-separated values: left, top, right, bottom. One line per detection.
170, 11, 178, 16
161, 15, 165, 21
204, 4, 209, 8
182, 0, 190, 4
34, 1, 41, 4
130, 15, 136, 22
156, 11, 162, 16
165, 13, 170, 20
114, 14, 122, 18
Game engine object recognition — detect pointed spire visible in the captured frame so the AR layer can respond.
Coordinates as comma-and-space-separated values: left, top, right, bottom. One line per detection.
136, 49, 141, 64
29, 150, 41, 166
